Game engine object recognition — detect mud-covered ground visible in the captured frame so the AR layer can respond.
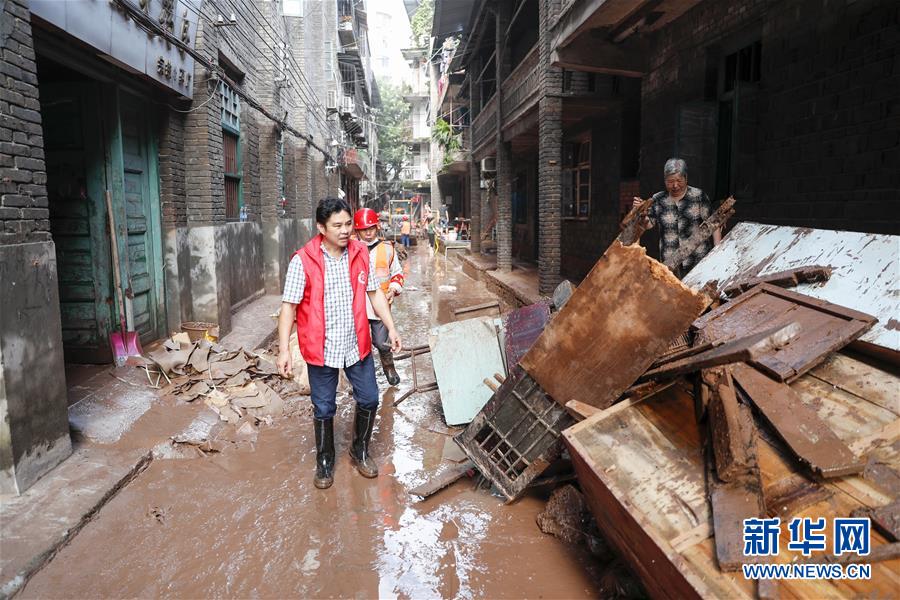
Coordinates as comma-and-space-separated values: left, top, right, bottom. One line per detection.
21, 245, 606, 599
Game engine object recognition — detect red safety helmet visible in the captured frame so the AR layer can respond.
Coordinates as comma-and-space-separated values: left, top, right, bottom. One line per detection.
402, 215, 409, 221
354, 208, 379, 230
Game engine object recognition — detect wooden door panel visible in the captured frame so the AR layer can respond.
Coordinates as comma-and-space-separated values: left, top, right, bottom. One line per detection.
42, 83, 112, 362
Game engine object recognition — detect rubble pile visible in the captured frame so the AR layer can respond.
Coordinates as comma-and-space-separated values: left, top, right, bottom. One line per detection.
139, 334, 301, 454
409, 215, 898, 598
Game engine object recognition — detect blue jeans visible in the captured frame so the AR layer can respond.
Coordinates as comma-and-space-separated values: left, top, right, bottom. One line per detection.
401, 234, 410, 247
306, 353, 379, 419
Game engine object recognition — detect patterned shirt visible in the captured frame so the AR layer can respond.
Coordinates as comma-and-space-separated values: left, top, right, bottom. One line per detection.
648, 186, 713, 278
282, 244, 378, 368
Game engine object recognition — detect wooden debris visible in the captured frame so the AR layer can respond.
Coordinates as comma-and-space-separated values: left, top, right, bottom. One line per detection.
565, 399, 600, 421
503, 302, 550, 376
617, 196, 654, 246
452, 300, 500, 318
705, 440, 766, 572
852, 499, 900, 542
705, 368, 758, 483
723, 265, 833, 297
641, 323, 800, 381
520, 241, 708, 409
731, 363, 866, 478
693, 283, 877, 382
455, 370, 573, 501
408, 461, 476, 500
764, 474, 832, 519
664, 196, 735, 273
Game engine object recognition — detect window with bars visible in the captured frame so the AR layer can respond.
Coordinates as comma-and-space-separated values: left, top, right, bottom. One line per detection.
563, 138, 591, 219
224, 131, 242, 219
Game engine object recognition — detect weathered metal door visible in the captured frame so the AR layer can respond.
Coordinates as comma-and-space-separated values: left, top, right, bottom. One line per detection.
114, 91, 165, 343
42, 83, 114, 362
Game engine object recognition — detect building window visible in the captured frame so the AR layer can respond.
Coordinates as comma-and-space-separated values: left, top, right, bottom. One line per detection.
563, 137, 591, 219
220, 81, 240, 131
282, 0, 303, 17
224, 131, 242, 219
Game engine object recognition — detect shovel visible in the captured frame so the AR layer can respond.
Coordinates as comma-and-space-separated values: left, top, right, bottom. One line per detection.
105, 190, 143, 366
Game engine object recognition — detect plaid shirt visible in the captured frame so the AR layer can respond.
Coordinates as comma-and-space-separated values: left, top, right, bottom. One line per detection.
648, 186, 713, 278
282, 244, 378, 368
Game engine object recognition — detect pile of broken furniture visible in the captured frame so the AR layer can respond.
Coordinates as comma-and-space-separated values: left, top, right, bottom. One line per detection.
412, 202, 899, 598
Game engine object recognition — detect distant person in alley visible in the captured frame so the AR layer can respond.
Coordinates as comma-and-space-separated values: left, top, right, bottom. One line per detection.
633, 158, 721, 278
400, 214, 412, 248
354, 207, 405, 386
276, 198, 402, 490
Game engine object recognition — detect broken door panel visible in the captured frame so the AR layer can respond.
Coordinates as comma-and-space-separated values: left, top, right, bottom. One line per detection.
682, 222, 898, 353
503, 302, 550, 376
520, 241, 707, 408
429, 316, 506, 425
693, 284, 876, 382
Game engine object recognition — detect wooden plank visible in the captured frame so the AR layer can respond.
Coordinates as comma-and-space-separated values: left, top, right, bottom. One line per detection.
502, 302, 550, 373
853, 499, 900, 542
642, 323, 799, 381
732, 363, 866, 478
565, 399, 600, 421
708, 469, 765, 572
706, 369, 758, 483
723, 265, 832, 297
693, 284, 877, 382
520, 241, 707, 408
809, 353, 899, 416
408, 461, 475, 499
617, 196, 654, 246
664, 196, 735, 272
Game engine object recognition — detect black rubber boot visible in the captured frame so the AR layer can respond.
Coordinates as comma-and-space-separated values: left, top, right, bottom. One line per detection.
313, 418, 334, 489
349, 406, 378, 478
379, 350, 400, 386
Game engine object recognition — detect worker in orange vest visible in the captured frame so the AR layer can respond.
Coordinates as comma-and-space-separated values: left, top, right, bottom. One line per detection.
354, 208, 404, 385
400, 215, 412, 248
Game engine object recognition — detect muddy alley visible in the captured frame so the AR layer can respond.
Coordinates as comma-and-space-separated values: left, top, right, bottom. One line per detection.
19, 246, 604, 599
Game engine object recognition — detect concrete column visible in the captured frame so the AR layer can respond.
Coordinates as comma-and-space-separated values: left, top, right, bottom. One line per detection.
469, 160, 482, 253
537, 0, 564, 294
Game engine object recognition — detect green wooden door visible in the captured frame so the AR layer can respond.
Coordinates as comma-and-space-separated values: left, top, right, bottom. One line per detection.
114, 91, 165, 344
42, 83, 113, 363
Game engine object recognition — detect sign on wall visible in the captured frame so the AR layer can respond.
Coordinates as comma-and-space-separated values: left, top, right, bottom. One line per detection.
30, 0, 200, 98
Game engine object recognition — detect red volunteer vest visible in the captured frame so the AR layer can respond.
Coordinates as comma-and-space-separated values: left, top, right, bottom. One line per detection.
293, 235, 372, 367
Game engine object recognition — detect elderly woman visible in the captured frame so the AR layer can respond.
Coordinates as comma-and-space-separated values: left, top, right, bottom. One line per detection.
634, 158, 721, 278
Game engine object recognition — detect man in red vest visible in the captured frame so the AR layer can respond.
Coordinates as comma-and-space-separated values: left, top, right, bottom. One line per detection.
276, 198, 402, 490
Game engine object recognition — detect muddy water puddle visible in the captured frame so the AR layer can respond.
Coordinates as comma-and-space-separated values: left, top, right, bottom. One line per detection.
22, 247, 601, 599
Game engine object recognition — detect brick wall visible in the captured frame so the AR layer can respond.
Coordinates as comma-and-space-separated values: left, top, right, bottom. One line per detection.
0, 0, 49, 246
158, 109, 186, 227
640, 0, 899, 236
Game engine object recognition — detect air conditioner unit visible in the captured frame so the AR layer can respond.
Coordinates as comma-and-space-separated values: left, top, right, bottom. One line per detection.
340, 95, 355, 115
480, 156, 497, 173
326, 90, 338, 112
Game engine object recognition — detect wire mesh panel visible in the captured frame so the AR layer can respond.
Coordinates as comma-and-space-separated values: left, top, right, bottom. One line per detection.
455, 369, 574, 501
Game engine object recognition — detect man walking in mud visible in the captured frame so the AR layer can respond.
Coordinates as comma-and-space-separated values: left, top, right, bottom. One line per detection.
276, 198, 402, 490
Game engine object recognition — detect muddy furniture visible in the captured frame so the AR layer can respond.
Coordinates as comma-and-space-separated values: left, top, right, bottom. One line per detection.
563, 352, 900, 599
